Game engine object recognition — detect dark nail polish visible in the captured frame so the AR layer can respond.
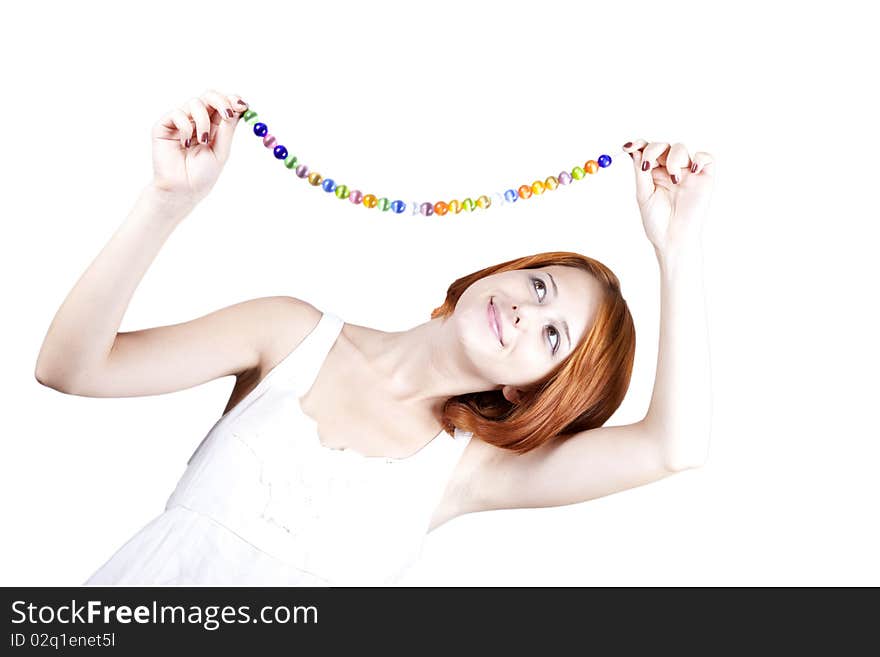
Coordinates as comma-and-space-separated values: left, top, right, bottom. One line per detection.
201, 132, 209, 144
226, 108, 234, 118
185, 138, 191, 148
641, 160, 650, 172
691, 163, 698, 173
629, 152, 634, 159
238, 99, 247, 106
672, 174, 680, 184
623, 142, 632, 149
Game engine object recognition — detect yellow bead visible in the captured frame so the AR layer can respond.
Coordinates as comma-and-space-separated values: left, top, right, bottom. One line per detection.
462, 198, 475, 211
476, 194, 491, 209
584, 160, 599, 174
363, 194, 377, 208
531, 180, 545, 195
544, 176, 558, 191
307, 171, 323, 186
449, 199, 462, 214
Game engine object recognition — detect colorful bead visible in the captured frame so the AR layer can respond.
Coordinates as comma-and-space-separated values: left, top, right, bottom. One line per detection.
493, 192, 507, 207
504, 189, 518, 203
434, 201, 449, 216
349, 190, 363, 204
584, 160, 599, 174
571, 166, 586, 180
391, 200, 406, 213
321, 178, 336, 192
518, 185, 532, 199
253, 122, 268, 137
530, 181, 545, 195
419, 202, 434, 216
284, 154, 298, 170
598, 154, 612, 168
409, 200, 421, 216
242, 110, 258, 123
462, 198, 475, 212
448, 200, 462, 214
476, 195, 491, 209
544, 176, 558, 191
335, 184, 350, 199
363, 194, 378, 208
308, 171, 323, 186
557, 171, 572, 185
273, 145, 288, 160
377, 197, 390, 211
263, 134, 276, 148
295, 164, 309, 178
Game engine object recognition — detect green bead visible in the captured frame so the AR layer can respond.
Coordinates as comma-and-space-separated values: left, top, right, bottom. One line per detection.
284, 154, 298, 170
462, 198, 474, 212
335, 184, 349, 199
242, 110, 258, 123
377, 197, 390, 211
572, 166, 586, 180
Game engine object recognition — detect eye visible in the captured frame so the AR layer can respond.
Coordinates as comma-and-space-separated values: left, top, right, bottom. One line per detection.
532, 278, 562, 354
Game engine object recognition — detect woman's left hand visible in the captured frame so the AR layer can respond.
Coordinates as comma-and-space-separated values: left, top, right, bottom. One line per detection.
622, 139, 715, 259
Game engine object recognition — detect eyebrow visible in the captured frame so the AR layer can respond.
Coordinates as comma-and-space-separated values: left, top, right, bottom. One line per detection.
546, 272, 571, 349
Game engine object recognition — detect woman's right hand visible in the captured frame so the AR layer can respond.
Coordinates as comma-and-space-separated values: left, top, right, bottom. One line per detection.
150, 89, 249, 203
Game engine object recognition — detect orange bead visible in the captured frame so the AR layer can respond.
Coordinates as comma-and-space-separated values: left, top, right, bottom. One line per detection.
448, 199, 462, 214
363, 194, 377, 208
307, 171, 323, 186
518, 185, 532, 199
434, 201, 449, 216
544, 176, 558, 191
531, 180, 545, 195
584, 160, 599, 174
476, 194, 491, 209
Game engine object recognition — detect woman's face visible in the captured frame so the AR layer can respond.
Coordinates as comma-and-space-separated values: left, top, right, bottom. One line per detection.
451, 264, 603, 394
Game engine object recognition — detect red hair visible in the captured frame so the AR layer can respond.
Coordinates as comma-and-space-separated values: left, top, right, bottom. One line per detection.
431, 251, 636, 454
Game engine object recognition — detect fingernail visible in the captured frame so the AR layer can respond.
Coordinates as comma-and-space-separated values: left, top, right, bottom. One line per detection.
226, 108, 234, 118
185, 138, 191, 148
691, 163, 698, 173
201, 132, 209, 144
672, 174, 680, 185
641, 160, 650, 172
623, 142, 632, 149
237, 100, 247, 106
629, 152, 634, 159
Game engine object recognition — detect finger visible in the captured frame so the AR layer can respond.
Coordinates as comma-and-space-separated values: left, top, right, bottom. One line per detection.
185, 97, 212, 147
665, 143, 691, 185
641, 141, 670, 173
690, 151, 714, 177
200, 88, 237, 128
622, 138, 648, 161
152, 108, 196, 150
630, 147, 655, 206
211, 92, 248, 160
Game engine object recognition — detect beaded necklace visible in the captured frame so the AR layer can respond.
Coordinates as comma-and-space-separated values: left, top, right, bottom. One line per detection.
241, 108, 612, 217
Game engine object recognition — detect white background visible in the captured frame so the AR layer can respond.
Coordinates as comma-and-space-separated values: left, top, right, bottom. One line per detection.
2, 0, 876, 586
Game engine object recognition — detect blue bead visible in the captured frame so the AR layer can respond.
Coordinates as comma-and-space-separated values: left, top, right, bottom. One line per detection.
273, 145, 288, 160
598, 154, 612, 168
391, 200, 406, 213
253, 122, 268, 137
504, 189, 518, 203
321, 178, 336, 192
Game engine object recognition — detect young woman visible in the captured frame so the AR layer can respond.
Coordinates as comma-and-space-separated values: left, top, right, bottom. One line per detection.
35, 89, 715, 585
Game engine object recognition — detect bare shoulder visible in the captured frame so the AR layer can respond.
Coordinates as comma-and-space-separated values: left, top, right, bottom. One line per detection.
257, 296, 324, 373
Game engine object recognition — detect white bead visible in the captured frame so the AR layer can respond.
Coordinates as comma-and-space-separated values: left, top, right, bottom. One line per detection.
410, 200, 421, 216
493, 191, 507, 207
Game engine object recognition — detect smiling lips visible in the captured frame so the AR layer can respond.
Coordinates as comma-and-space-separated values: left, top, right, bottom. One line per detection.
488, 297, 504, 346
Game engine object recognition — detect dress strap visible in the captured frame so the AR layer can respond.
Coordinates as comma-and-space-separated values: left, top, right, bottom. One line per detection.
285, 311, 345, 396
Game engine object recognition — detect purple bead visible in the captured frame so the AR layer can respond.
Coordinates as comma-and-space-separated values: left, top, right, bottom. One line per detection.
263, 134, 276, 148
558, 171, 572, 185
349, 190, 363, 204
295, 164, 309, 178
273, 145, 288, 160
253, 122, 268, 137
419, 202, 434, 216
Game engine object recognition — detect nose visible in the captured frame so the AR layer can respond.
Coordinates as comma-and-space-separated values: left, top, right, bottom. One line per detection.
510, 302, 536, 329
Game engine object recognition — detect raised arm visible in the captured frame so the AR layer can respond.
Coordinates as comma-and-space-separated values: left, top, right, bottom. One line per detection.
455, 139, 715, 515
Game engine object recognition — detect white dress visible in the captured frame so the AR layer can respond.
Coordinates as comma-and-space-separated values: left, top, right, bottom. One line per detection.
84, 310, 472, 586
